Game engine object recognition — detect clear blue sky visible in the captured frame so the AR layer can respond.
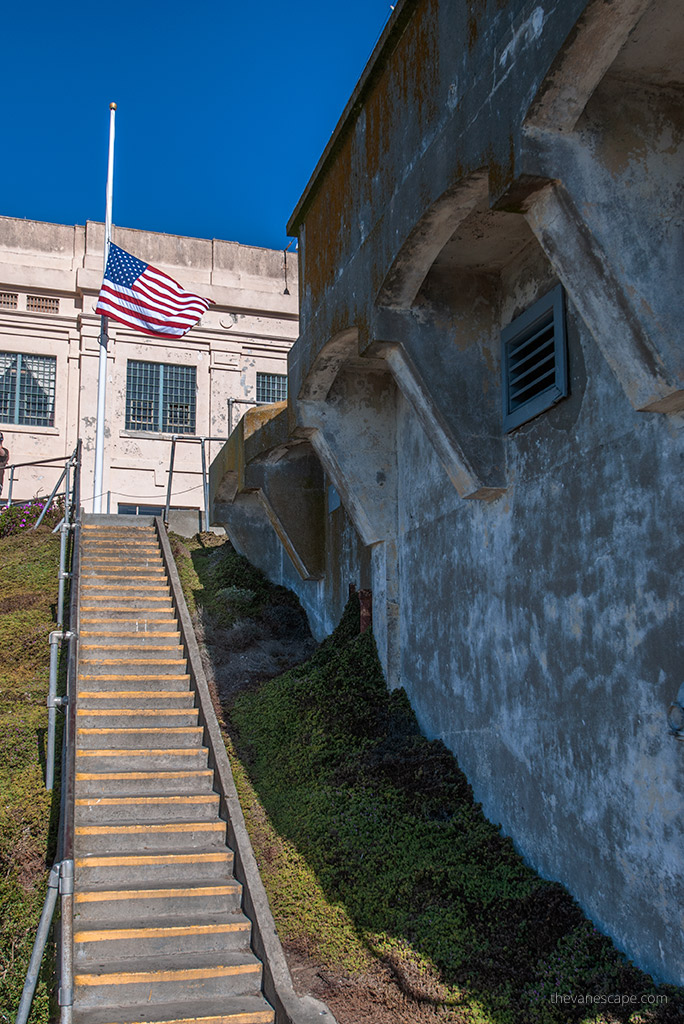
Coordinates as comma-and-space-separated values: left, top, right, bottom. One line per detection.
1, 0, 394, 251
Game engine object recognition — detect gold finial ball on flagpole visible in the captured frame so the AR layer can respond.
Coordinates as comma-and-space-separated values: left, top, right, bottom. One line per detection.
110, 102, 117, 110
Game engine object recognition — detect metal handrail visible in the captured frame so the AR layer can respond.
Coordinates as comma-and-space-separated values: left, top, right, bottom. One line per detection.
4, 451, 78, 508
16, 439, 82, 1024
164, 434, 229, 531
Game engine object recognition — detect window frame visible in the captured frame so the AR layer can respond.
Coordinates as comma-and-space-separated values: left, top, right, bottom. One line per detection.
125, 359, 197, 435
255, 371, 288, 405
501, 284, 568, 433
0, 351, 57, 427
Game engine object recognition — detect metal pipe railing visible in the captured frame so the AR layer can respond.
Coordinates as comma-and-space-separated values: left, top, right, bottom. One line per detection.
163, 434, 228, 530
15, 439, 82, 1024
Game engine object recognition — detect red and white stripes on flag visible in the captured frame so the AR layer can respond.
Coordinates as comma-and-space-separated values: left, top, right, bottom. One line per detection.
95, 243, 212, 339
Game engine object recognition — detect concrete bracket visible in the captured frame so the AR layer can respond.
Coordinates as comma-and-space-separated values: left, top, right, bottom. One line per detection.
524, 181, 683, 413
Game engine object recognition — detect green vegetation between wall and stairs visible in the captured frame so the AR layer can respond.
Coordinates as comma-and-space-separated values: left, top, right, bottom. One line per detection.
173, 532, 684, 1024
0, 502, 64, 1024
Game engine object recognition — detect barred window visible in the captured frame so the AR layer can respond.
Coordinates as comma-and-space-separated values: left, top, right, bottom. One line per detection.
256, 372, 287, 404
0, 293, 18, 309
125, 360, 196, 434
0, 352, 56, 426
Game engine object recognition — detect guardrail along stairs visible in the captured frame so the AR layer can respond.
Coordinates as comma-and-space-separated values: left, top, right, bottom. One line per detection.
73, 520, 275, 1024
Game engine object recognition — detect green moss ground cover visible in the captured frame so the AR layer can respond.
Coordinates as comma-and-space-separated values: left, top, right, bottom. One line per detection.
172, 533, 683, 1024
0, 506, 63, 1024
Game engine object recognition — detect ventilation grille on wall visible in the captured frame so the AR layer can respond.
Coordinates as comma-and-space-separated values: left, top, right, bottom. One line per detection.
501, 284, 568, 432
0, 292, 18, 309
27, 295, 59, 314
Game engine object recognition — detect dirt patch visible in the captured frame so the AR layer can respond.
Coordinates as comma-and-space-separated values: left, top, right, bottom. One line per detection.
0, 591, 42, 614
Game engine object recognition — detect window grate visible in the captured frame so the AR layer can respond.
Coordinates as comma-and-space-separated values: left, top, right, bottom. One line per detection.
26, 295, 59, 314
501, 285, 568, 432
0, 292, 18, 309
125, 360, 196, 434
256, 372, 287, 404
0, 352, 56, 426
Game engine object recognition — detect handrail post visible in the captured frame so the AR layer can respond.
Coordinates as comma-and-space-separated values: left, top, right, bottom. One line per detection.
201, 437, 209, 533
15, 864, 61, 1024
7, 465, 15, 507
34, 463, 68, 530
58, 859, 74, 1024
46, 630, 72, 791
165, 437, 177, 525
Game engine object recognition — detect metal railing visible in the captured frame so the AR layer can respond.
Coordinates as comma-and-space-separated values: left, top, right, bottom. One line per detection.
164, 434, 231, 532
16, 440, 82, 1024
3, 453, 76, 510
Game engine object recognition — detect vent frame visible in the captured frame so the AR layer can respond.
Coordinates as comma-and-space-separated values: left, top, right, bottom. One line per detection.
26, 294, 60, 314
501, 284, 568, 432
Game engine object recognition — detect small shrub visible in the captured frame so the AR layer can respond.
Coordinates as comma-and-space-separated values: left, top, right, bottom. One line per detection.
0, 496, 64, 538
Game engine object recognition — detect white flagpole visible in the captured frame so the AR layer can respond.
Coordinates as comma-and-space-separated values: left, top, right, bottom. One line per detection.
93, 101, 117, 513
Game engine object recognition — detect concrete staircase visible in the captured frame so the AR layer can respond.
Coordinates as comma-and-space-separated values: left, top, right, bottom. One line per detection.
73, 521, 275, 1024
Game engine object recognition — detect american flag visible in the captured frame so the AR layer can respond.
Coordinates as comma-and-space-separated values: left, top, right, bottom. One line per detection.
95, 243, 212, 339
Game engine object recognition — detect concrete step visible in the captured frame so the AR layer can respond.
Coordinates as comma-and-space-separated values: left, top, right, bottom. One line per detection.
72, 993, 275, 1024
74, 849, 234, 886
74, 884, 243, 927
77, 708, 199, 728
81, 571, 167, 582
78, 691, 196, 709
80, 598, 174, 611
80, 644, 184, 657
81, 614, 178, 625
81, 548, 161, 557
75, 769, 214, 798
80, 633, 182, 645
81, 583, 170, 594
74, 912, 252, 963
77, 726, 204, 750
74, 819, 226, 855
79, 658, 187, 676
78, 675, 191, 690
74, 953, 262, 1008
75, 793, 220, 824
75, 748, 209, 773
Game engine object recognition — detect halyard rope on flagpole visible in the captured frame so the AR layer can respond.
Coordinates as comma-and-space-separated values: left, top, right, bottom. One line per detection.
93, 102, 116, 513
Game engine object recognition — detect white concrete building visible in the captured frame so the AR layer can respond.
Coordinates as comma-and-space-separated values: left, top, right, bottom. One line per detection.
0, 216, 297, 525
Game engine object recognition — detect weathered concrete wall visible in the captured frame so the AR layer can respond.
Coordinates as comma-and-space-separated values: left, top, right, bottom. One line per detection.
211, 0, 684, 985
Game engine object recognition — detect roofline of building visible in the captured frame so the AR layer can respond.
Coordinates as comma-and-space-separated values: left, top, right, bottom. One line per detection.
0, 213, 289, 258
286, 0, 418, 237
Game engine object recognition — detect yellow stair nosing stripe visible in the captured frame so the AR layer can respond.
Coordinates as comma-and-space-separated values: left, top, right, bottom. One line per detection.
75, 821, 225, 834
93, 1013, 273, 1024
75, 963, 259, 986
77, 708, 196, 716
75, 851, 229, 866
77, 726, 201, 734
76, 748, 204, 757
76, 794, 218, 805
75, 921, 250, 942
76, 769, 212, 781
77, 675, 190, 681
75, 884, 236, 901
77, 691, 191, 699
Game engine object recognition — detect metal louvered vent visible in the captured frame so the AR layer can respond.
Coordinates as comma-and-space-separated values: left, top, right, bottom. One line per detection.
501, 284, 568, 432
27, 294, 59, 314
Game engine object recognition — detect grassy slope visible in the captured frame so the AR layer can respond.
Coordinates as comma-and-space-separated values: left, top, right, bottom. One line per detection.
0, 525, 61, 1024
172, 534, 683, 1024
